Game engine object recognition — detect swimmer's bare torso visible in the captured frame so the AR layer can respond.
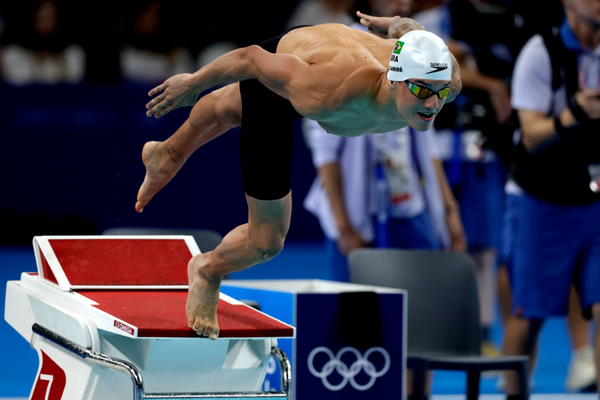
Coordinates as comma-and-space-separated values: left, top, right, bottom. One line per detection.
145, 23, 460, 137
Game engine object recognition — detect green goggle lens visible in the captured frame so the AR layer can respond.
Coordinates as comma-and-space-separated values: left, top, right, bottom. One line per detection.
405, 81, 449, 99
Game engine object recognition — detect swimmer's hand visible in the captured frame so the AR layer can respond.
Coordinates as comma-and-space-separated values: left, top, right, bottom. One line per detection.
146, 73, 199, 118
357, 11, 424, 39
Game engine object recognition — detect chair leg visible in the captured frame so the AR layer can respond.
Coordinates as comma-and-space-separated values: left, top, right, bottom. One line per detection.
410, 359, 428, 400
516, 362, 530, 400
466, 370, 481, 400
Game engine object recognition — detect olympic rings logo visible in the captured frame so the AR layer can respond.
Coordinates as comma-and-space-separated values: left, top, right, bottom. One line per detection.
307, 346, 391, 391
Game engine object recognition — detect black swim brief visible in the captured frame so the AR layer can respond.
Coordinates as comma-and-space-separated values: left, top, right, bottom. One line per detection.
239, 28, 305, 200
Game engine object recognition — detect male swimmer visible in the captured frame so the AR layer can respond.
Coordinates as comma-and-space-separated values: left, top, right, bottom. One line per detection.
137, 17, 461, 339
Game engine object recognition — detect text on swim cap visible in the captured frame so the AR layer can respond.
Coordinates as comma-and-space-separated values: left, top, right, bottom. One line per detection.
390, 55, 398, 62
425, 62, 448, 74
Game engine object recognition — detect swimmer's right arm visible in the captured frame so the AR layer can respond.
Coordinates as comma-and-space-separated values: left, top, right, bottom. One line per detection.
357, 11, 424, 39
146, 46, 304, 118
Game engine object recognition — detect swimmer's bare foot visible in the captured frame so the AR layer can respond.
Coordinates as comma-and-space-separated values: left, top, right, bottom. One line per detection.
135, 141, 186, 213
187, 253, 221, 340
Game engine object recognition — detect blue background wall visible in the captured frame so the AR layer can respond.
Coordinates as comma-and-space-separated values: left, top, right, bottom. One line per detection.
0, 84, 323, 244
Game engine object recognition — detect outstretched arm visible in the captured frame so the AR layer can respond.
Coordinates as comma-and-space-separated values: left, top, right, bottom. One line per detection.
146, 45, 304, 118
356, 11, 424, 39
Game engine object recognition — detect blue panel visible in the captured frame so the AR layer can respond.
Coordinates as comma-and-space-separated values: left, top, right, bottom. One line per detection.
295, 292, 405, 400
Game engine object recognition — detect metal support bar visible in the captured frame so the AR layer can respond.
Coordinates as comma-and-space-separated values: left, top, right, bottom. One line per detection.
32, 323, 292, 400
271, 346, 292, 398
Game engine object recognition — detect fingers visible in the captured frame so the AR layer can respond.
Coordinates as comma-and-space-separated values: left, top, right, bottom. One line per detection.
356, 11, 371, 27
146, 103, 172, 118
155, 104, 175, 118
356, 11, 370, 19
146, 93, 168, 117
146, 92, 166, 109
148, 83, 166, 97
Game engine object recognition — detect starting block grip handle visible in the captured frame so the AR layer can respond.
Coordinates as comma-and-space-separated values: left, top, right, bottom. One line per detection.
32, 323, 145, 399
31, 323, 292, 400
271, 347, 292, 398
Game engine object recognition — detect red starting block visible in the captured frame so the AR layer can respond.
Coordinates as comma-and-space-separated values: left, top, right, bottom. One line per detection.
5, 235, 295, 400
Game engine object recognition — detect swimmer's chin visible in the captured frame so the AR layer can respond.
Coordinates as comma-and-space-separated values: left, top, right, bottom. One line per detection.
315, 122, 360, 137
410, 114, 436, 131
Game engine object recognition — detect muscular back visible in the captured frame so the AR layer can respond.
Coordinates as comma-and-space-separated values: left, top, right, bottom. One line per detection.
270, 24, 402, 135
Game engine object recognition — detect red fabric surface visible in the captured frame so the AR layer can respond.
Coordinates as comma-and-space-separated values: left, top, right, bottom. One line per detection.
80, 290, 294, 338
39, 251, 58, 285
47, 239, 191, 286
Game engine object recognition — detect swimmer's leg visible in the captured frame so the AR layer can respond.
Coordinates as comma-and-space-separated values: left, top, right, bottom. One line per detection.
185, 58, 298, 338
187, 192, 292, 339
136, 83, 242, 213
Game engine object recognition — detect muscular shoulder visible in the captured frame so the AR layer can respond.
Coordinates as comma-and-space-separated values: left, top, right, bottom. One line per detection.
279, 24, 393, 63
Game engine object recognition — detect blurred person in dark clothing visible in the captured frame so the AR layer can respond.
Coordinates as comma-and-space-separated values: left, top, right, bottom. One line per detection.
119, 1, 194, 86
502, 0, 600, 397
0, 0, 84, 85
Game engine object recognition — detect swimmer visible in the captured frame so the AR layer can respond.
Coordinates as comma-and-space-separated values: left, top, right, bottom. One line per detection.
136, 14, 462, 340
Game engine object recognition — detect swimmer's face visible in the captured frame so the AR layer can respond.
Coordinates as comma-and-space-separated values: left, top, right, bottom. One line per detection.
394, 78, 451, 131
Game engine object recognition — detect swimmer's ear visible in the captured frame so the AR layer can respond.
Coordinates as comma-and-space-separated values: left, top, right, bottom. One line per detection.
388, 79, 398, 90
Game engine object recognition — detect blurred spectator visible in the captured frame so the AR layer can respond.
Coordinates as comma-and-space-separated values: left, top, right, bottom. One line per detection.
417, 6, 595, 390
195, 1, 300, 69
0, 0, 85, 85
119, 1, 194, 86
303, 119, 466, 280
501, 0, 600, 396
286, 0, 356, 27
0, 9, 5, 74
0, 9, 5, 41
412, 0, 512, 358
448, 0, 596, 393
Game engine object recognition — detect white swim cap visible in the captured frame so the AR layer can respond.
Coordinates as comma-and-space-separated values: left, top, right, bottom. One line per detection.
387, 30, 451, 82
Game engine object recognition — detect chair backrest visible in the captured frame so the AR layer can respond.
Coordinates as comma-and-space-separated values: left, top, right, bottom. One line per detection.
348, 248, 481, 356
102, 227, 223, 253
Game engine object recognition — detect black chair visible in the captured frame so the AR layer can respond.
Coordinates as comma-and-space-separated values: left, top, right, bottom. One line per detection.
102, 227, 223, 253
348, 248, 529, 400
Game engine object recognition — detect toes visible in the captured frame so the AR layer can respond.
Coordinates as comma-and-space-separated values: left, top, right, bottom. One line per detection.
192, 320, 204, 335
135, 201, 145, 213
201, 325, 219, 340
189, 319, 219, 339
203, 325, 217, 340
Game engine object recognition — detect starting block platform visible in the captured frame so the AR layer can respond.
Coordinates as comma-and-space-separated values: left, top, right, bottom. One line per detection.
4, 236, 295, 400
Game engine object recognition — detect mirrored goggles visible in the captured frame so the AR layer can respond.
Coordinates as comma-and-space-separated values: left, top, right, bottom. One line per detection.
404, 80, 450, 99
